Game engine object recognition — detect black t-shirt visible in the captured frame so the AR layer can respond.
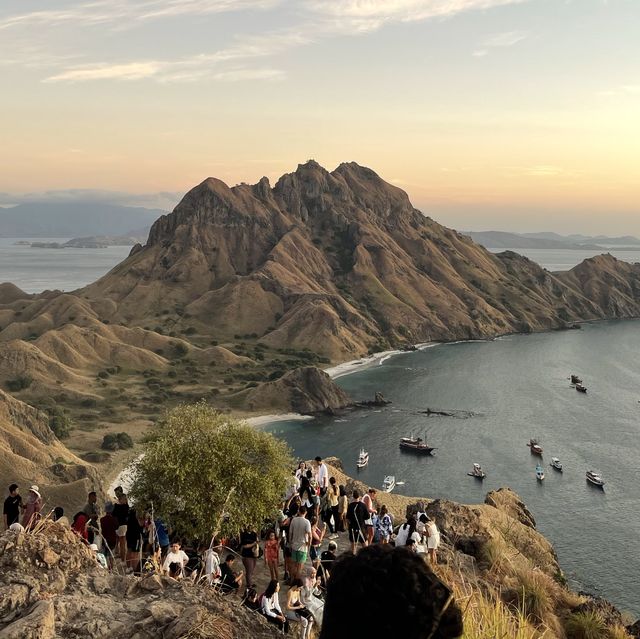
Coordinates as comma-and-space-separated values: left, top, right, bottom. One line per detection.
346, 501, 368, 530
220, 563, 239, 589
3, 495, 22, 526
112, 503, 129, 526
240, 531, 258, 558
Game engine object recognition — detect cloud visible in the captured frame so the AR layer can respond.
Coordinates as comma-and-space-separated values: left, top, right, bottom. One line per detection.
0, 0, 280, 31
598, 84, 640, 97
45, 62, 164, 82
0, 189, 181, 210
472, 29, 527, 56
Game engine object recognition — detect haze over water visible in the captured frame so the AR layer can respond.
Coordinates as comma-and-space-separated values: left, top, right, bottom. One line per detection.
263, 320, 640, 616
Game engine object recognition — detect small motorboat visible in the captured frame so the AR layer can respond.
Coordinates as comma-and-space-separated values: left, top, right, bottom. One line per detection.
575, 383, 587, 393
570, 374, 582, 385
550, 457, 563, 472
535, 464, 545, 481
399, 436, 436, 455
467, 462, 486, 479
586, 470, 605, 487
528, 439, 543, 455
382, 475, 396, 493
356, 449, 369, 469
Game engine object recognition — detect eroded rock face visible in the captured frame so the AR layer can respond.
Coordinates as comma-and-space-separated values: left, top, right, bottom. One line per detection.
484, 487, 536, 528
0, 522, 280, 639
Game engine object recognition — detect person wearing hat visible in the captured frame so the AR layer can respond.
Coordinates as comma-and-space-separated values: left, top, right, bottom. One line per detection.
89, 543, 108, 569
3, 484, 22, 530
22, 485, 42, 530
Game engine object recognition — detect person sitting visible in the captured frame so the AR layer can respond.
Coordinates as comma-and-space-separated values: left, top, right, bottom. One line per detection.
89, 543, 108, 569
318, 541, 337, 587
261, 579, 288, 633
168, 561, 183, 580
219, 554, 243, 593
301, 565, 324, 626
286, 578, 314, 639
162, 541, 189, 576
53, 506, 70, 528
319, 544, 463, 639
243, 587, 261, 612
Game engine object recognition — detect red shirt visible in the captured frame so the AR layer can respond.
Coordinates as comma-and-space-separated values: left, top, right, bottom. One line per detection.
264, 539, 279, 563
100, 514, 118, 548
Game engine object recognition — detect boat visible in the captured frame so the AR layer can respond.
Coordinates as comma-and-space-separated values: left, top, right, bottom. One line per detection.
576, 383, 587, 393
467, 462, 486, 479
586, 470, 605, 487
356, 449, 369, 469
550, 457, 563, 471
382, 475, 396, 493
570, 374, 582, 385
535, 464, 545, 481
399, 436, 436, 454
527, 439, 543, 455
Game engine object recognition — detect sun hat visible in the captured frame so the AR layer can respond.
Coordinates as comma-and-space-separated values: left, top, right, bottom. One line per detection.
29, 485, 41, 498
89, 544, 99, 551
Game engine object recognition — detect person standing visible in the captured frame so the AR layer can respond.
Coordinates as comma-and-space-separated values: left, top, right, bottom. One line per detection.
83, 491, 99, 518
289, 504, 312, 580
326, 477, 340, 535
362, 488, 377, 546
264, 529, 280, 581
3, 484, 22, 530
337, 485, 348, 533
425, 516, 441, 564
315, 457, 329, 495
376, 505, 394, 544
22, 486, 42, 530
346, 490, 368, 554
239, 526, 259, 591
112, 493, 129, 562
100, 504, 119, 566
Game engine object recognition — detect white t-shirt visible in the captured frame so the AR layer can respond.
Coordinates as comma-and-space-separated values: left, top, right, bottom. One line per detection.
163, 550, 189, 573
316, 463, 328, 489
289, 516, 311, 551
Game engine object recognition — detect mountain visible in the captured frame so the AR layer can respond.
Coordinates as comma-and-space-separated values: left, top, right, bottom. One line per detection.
0, 202, 163, 237
1, 161, 640, 430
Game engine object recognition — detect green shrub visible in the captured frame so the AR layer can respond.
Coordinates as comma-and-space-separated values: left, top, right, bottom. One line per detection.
565, 611, 608, 639
101, 432, 134, 451
49, 406, 73, 439
6, 375, 33, 392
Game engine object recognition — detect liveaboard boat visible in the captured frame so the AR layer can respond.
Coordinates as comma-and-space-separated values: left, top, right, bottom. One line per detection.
576, 383, 587, 393
356, 449, 369, 469
467, 463, 486, 479
535, 464, 545, 481
528, 439, 543, 455
550, 457, 563, 471
399, 436, 436, 454
570, 374, 582, 385
382, 475, 396, 493
586, 470, 605, 488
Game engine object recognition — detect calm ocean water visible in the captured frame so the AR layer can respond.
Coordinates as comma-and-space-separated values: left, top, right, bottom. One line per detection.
0, 238, 132, 293
262, 320, 640, 616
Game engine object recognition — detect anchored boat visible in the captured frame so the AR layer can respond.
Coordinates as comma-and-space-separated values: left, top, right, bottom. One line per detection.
528, 439, 543, 455
399, 436, 436, 454
575, 383, 587, 393
356, 449, 369, 469
570, 374, 582, 385
382, 475, 396, 493
536, 464, 545, 481
550, 457, 563, 472
586, 470, 605, 487
467, 462, 486, 479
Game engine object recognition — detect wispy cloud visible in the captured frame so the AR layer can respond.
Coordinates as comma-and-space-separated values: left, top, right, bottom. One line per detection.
0, 0, 280, 31
598, 84, 640, 97
473, 29, 527, 56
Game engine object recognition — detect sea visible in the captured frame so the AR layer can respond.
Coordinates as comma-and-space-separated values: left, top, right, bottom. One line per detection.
0, 238, 132, 293
1, 242, 638, 614
262, 320, 640, 616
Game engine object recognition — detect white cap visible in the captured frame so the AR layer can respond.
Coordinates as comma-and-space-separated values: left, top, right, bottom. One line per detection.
89, 544, 99, 551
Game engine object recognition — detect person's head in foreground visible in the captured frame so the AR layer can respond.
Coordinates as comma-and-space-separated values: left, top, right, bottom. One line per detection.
319, 544, 463, 639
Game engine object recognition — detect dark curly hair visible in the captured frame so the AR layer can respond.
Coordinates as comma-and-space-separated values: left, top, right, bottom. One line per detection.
319, 545, 463, 639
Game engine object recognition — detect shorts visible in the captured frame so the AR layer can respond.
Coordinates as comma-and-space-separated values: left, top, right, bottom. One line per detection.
348, 528, 365, 544
292, 550, 307, 564
116, 525, 127, 537
309, 545, 319, 561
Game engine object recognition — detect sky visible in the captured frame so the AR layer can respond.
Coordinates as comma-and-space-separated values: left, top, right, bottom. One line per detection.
1, 0, 639, 235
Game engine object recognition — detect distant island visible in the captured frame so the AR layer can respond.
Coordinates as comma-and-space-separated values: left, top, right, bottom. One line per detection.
24, 233, 148, 249
463, 230, 640, 250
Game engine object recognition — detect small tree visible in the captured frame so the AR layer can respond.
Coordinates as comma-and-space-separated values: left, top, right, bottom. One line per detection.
129, 402, 293, 540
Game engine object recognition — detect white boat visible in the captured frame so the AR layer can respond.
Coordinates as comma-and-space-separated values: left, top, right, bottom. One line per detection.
550, 457, 563, 471
356, 449, 369, 469
586, 470, 605, 487
382, 475, 396, 493
535, 464, 545, 481
467, 462, 486, 479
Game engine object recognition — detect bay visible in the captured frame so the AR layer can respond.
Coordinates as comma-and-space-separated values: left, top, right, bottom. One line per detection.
0, 238, 132, 293
262, 320, 640, 616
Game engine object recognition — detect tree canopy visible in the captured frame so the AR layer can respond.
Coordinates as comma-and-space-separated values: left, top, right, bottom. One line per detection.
129, 402, 293, 540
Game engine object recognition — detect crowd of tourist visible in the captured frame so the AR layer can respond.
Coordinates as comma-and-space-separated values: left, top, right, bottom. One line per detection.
3, 456, 445, 638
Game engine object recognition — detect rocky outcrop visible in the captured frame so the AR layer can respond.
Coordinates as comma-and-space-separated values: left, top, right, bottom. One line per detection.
240, 366, 351, 414
0, 522, 280, 639
484, 486, 536, 528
